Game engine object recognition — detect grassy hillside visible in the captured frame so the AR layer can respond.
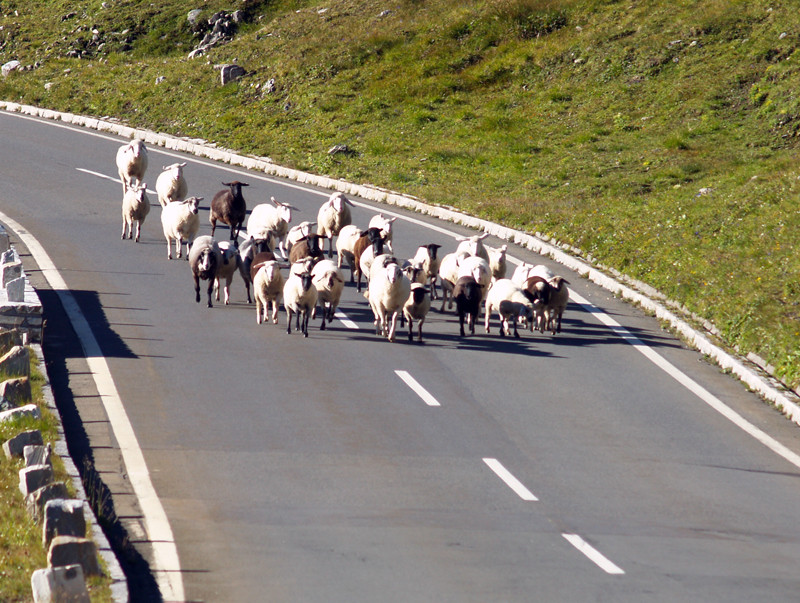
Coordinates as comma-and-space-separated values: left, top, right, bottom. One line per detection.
1, 0, 799, 390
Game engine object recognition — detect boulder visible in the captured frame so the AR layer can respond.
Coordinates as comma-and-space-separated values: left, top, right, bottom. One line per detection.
0, 376, 31, 406
43, 499, 86, 547
220, 64, 246, 85
0, 403, 40, 424
31, 564, 90, 603
1, 60, 21, 77
20, 464, 54, 498
26, 482, 69, 522
0, 345, 30, 377
48, 536, 102, 577
3, 428, 43, 457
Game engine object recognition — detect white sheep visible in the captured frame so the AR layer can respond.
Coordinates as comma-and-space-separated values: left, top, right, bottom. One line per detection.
155, 162, 188, 207
161, 196, 202, 259
455, 232, 490, 262
115, 139, 148, 194
311, 259, 345, 329
484, 279, 537, 338
120, 182, 150, 243
368, 214, 397, 253
407, 244, 442, 299
317, 192, 353, 257
368, 260, 411, 342
511, 263, 554, 288
403, 282, 431, 343
213, 241, 241, 305
489, 244, 508, 281
253, 260, 284, 324
188, 235, 223, 308
335, 224, 362, 280
437, 250, 470, 311
283, 267, 319, 337
247, 197, 298, 259
457, 255, 492, 302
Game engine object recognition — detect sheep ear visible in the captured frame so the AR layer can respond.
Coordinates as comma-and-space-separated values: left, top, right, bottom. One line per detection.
455, 236, 467, 242
222, 181, 232, 186
240, 182, 250, 187
478, 232, 489, 240
344, 197, 355, 206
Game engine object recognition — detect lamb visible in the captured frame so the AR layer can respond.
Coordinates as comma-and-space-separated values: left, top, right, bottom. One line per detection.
453, 276, 483, 337
210, 181, 249, 240
161, 196, 202, 259
213, 241, 241, 305
317, 192, 353, 257
253, 260, 284, 324
155, 162, 188, 207
288, 233, 325, 265
408, 244, 442, 299
484, 279, 537, 338
283, 267, 319, 337
189, 235, 223, 308
455, 232, 490, 263
368, 260, 411, 342
489, 244, 508, 281
368, 214, 397, 253
120, 182, 150, 243
115, 139, 148, 193
247, 197, 297, 258
403, 282, 431, 342
311, 259, 345, 330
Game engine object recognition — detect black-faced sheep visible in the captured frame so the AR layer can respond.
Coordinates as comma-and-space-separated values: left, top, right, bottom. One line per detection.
155, 162, 188, 207
283, 267, 318, 337
238, 236, 273, 303
353, 227, 386, 293
115, 139, 148, 194
288, 233, 325, 265
453, 275, 483, 337
317, 192, 354, 257
213, 241, 242, 305
189, 235, 223, 308
403, 282, 431, 342
161, 196, 202, 259
210, 181, 249, 240
253, 260, 284, 324
408, 244, 442, 300
120, 182, 150, 243
311, 259, 345, 329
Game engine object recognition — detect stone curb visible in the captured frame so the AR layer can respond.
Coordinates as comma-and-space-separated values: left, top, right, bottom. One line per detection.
33, 341, 129, 602
2, 99, 799, 427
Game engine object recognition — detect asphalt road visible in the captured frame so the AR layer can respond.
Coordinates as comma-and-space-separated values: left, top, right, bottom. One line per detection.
3, 110, 800, 602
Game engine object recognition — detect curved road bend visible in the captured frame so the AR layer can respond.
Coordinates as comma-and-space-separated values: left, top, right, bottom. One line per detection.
3, 110, 800, 602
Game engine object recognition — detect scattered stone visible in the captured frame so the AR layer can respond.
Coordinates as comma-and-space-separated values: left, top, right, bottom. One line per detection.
264, 78, 276, 93
155, 75, 166, 85
48, 536, 102, 577
44, 82, 54, 91
187, 9, 203, 27
3, 429, 42, 458
328, 144, 355, 156
24, 443, 52, 467
220, 64, 246, 85
379, 10, 392, 17
1, 60, 21, 77
20, 464, 54, 498
31, 564, 90, 603
26, 482, 69, 522
0, 376, 31, 406
0, 403, 40, 425
0, 345, 30, 377
43, 499, 86, 547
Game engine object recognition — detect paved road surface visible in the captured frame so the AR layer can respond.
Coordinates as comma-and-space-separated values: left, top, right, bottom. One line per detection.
3, 110, 800, 602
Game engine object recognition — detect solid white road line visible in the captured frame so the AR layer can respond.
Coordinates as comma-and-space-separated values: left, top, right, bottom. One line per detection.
0, 211, 185, 602
395, 370, 441, 407
334, 309, 359, 330
563, 533, 625, 575
482, 458, 538, 501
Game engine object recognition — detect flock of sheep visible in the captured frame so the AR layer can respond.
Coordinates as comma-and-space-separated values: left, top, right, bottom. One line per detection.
116, 139, 570, 341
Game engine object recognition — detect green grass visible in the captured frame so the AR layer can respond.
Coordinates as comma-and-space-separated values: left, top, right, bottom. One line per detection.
1, 0, 800, 388
0, 354, 113, 602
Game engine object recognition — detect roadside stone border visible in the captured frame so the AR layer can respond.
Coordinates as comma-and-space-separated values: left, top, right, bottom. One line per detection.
2, 99, 799, 427
0, 215, 128, 600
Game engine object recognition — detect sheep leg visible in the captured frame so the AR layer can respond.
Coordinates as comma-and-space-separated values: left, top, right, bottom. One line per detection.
166, 238, 173, 260
286, 309, 293, 334
417, 319, 424, 342
134, 221, 142, 243
194, 275, 201, 303
206, 279, 214, 308
407, 318, 414, 342
121, 221, 127, 240
256, 297, 263, 324
459, 312, 466, 337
